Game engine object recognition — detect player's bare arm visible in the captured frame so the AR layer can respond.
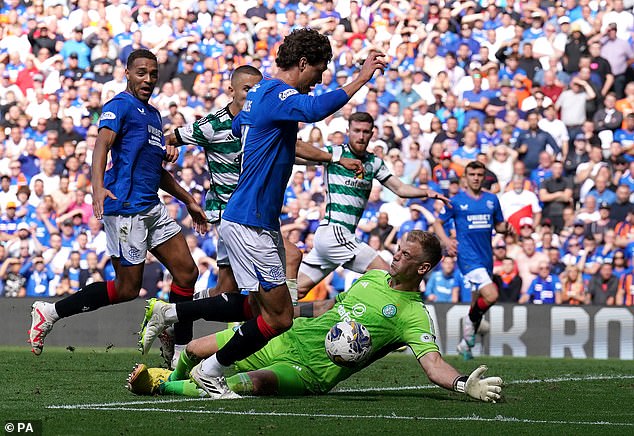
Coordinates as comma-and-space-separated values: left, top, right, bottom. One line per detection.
91, 127, 118, 220
294, 299, 336, 318
158, 169, 208, 235
382, 176, 450, 204
295, 140, 364, 175
432, 219, 458, 257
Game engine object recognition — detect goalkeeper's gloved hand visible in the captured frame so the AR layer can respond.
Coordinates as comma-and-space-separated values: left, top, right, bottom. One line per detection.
453, 365, 503, 403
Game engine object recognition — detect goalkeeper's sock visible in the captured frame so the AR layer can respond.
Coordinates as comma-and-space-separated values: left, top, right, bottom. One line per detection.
55, 281, 115, 318
175, 293, 252, 323
226, 373, 255, 396
214, 315, 280, 368
170, 286, 194, 346
468, 297, 492, 331
160, 380, 206, 397
169, 349, 199, 381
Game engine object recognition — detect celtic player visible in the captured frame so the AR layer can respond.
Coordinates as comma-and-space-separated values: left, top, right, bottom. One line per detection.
127, 231, 502, 403
297, 112, 447, 298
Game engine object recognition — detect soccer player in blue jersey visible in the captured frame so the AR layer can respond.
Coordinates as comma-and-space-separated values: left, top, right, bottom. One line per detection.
433, 161, 513, 360
184, 28, 386, 397
28, 49, 207, 357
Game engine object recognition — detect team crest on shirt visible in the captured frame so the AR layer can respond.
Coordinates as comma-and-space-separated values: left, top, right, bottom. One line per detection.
382, 304, 397, 318
486, 200, 494, 210
420, 333, 436, 343
100, 111, 116, 121
278, 88, 298, 101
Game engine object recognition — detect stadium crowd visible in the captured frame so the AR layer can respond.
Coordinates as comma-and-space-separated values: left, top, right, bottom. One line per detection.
0, 0, 634, 305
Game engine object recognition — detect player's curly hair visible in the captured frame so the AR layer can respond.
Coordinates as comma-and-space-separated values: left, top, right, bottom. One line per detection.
126, 49, 157, 69
275, 28, 333, 70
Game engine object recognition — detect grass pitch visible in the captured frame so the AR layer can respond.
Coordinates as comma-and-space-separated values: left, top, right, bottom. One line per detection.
1, 346, 633, 435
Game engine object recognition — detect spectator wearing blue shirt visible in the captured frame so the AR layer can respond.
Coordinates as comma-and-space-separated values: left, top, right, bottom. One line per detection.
477, 117, 502, 152
499, 54, 528, 81
462, 71, 490, 125
60, 27, 92, 70
397, 204, 430, 240
587, 176, 617, 206
516, 111, 560, 173
425, 256, 463, 303
529, 151, 554, 189
394, 77, 422, 115
522, 261, 562, 304
21, 256, 55, 298
614, 113, 634, 156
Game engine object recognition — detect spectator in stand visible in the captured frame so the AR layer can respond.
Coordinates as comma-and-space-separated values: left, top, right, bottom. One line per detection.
514, 237, 550, 296
560, 265, 586, 305
424, 256, 461, 304
522, 261, 562, 304
586, 262, 618, 305
540, 161, 573, 232
493, 257, 522, 303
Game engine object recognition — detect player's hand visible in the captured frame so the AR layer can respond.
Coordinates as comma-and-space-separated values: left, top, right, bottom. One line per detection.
357, 51, 387, 83
340, 157, 364, 176
164, 144, 179, 163
465, 365, 503, 403
186, 201, 208, 235
445, 238, 458, 257
92, 186, 117, 220
424, 189, 451, 207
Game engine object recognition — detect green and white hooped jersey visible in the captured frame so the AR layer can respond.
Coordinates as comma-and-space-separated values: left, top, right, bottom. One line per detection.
175, 105, 240, 223
321, 145, 392, 233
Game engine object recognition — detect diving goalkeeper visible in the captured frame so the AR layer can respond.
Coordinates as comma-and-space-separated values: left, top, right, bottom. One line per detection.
127, 231, 502, 402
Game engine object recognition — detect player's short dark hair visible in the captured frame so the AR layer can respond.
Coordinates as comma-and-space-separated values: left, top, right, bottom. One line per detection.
407, 231, 442, 270
126, 49, 157, 69
465, 160, 486, 173
231, 65, 262, 85
275, 28, 333, 70
348, 111, 374, 127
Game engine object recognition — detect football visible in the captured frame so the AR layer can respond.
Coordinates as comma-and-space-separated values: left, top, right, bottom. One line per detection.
325, 320, 372, 367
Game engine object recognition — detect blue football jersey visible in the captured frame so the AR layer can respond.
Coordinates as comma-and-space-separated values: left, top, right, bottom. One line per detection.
439, 190, 504, 275
98, 92, 165, 216
224, 78, 349, 231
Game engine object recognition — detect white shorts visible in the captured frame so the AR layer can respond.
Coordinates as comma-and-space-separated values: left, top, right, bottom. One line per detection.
213, 223, 230, 267
300, 225, 379, 283
104, 203, 182, 266
463, 267, 493, 292
218, 220, 286, 292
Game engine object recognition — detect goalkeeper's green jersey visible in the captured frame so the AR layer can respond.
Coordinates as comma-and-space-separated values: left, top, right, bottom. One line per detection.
285, 269, 439, 393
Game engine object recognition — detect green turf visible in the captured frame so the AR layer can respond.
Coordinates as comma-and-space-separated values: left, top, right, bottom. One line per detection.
1, 347, 633, 435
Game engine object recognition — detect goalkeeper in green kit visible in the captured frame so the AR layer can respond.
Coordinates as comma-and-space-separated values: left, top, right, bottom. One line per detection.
127, 231, 502, 402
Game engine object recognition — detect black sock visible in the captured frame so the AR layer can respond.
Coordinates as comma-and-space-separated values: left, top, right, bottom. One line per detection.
215, 317, 269, 367
55, 281, 110, 319
170, 292, 193, 345
468, 297, 491, 331
175, 293, 250, 323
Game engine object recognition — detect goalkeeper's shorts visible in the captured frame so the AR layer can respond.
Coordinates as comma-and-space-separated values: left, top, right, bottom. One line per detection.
215, 327, 323, 395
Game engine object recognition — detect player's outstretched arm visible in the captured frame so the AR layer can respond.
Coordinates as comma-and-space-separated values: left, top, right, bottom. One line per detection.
419, 352, 502, 403
432, 219, 457, 257
295, 141, 363, 175
382, 176, 450, 204
159, 169, 208, 235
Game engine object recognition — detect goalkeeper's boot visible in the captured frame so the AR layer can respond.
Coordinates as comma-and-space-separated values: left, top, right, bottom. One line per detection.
138, 298, 175, 355
457, 338, 473, 361
126, 363, 172, 395
159, 326, 175, 369
190, 363, 241, 400
462, 315, 477, 348
28, 301, 56, 356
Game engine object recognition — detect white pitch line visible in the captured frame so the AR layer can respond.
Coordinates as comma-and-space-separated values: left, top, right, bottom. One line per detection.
334, 374, 634, 393
48, 406, 634, 427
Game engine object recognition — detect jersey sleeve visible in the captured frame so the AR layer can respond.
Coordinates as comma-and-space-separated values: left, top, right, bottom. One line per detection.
373, 157, 392, 184
267, 84, 349, 123
399, 303, 440, 359
98, 98, 125, 134
437, 199, 455, 223
231, 111, 243, 138
175, 115, 216, 147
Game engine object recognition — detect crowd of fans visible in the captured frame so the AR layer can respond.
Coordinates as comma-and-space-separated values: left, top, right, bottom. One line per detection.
0, 0, 633, 306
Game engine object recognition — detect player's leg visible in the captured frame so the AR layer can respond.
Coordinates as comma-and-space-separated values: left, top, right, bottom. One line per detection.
458, 268, 497, 359
227, 364, 308, 396
283, 237, 302, 304
191, 222, 292, 397
344, 240, 390, 274
148, 203, 198, 366
297, 226, 343, 298
201, 229, 239, 298
29, 214, 147, 355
